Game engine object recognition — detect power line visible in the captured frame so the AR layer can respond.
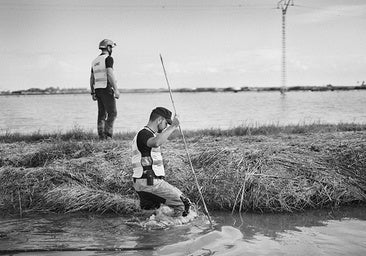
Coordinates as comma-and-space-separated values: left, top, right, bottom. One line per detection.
294, 4, 329, 11
0, 1, 353, 15
0, 2, 274, 10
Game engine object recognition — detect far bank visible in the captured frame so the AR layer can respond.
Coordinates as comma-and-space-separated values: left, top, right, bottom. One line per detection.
1, 84, 366, 96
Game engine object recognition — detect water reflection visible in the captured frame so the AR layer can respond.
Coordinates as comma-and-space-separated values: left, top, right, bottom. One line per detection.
217, 205, 366, 240
158, 226, 243, 256
158, 205, 366, 256
0, 213, 210, 255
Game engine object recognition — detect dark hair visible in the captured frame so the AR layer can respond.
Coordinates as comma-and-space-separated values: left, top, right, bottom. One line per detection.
149, 107, 172, 124
149, 111, 161, 122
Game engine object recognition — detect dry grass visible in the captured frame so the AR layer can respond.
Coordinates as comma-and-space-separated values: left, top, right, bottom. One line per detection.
0, 127, 365, 216
43, 185, 138, 214
0, 139, 137, 215
164, 132, 366, 213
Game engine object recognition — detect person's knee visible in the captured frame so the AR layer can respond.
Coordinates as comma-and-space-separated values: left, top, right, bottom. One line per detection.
108, 110, 117, 121
137, 191, 166, 210
98, 112, 106, 120
140, 200, 161, 210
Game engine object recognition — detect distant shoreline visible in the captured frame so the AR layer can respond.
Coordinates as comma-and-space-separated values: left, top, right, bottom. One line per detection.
1, 85, 366, 96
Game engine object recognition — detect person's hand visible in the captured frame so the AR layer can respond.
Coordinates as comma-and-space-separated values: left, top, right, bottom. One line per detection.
114, 90, 120, 99
171, 115, 180, 127
92, 94, 97, 101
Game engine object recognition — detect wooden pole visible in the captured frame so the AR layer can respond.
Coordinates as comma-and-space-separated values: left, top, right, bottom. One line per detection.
159, 54, 214, 228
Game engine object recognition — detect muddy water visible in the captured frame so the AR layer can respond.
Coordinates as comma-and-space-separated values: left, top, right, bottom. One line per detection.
0, 206, 365, 256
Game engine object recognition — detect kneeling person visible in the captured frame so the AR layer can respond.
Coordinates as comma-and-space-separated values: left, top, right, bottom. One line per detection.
131, 107, 190, 217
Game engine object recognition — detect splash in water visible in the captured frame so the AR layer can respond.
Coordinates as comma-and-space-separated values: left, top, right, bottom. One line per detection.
127, 205, 199, 230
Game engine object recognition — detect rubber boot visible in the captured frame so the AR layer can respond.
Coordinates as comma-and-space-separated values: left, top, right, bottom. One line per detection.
97, 120, 105, 140
105, 112, 116, 139
180, 195, 191, 217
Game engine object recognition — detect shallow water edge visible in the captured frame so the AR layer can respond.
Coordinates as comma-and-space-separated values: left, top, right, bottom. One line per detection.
0, 205, 365, 256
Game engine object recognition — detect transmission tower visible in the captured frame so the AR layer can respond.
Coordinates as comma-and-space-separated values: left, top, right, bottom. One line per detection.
277, 0, 294, 94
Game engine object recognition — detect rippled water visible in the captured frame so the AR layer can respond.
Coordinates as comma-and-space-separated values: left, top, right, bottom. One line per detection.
1, 206, 365, 256
1, 90, 365, 134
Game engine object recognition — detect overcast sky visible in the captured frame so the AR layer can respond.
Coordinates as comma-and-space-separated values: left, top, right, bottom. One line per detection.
0, 0, 365, 91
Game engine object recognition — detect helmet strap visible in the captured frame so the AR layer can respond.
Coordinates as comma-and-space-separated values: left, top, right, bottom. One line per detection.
107, 46, 112, 56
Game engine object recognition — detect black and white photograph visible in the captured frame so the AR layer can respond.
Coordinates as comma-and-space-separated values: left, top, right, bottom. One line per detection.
1, 0, 365, 255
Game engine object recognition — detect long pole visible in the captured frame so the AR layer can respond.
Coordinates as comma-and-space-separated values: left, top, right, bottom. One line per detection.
159, 54, 213, 227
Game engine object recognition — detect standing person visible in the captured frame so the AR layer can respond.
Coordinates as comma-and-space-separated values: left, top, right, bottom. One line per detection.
90, 39, 120, 140
131, 107, 191, 217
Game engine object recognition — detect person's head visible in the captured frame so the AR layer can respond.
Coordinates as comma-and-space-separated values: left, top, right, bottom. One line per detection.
99, 39, 116, 56
149, 107, 172, 133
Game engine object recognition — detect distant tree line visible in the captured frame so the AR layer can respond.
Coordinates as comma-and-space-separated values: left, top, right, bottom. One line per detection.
1, 83, 365, 95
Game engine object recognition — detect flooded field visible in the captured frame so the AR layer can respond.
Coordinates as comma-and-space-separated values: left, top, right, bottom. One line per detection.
1, 90, 366, 134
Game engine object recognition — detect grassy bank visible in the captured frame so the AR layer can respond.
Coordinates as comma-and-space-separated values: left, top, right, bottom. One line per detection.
0, 123, 365, 216
1, 122, 365, 143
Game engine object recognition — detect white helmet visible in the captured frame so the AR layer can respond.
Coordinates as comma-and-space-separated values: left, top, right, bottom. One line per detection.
99, 39, 116, 49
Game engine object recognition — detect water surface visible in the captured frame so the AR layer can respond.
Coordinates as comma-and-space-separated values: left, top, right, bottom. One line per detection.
1, 90, 365, 133
1, 206, 365, 255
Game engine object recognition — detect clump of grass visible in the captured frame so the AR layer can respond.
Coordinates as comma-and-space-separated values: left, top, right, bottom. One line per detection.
0, 165, 136, 215
0, 167, 77, 214
42, 185, 138, 214
2, 141, 96, 167
324, 142, 366, 192
0, 140, 135, 215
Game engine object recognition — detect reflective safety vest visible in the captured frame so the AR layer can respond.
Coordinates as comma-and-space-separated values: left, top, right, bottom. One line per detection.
91, 54, 108, 89
131, 128, 165, 178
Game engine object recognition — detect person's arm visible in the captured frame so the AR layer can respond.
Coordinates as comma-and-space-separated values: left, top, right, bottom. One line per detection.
147, 116, 179, 147
105, 56, 119, 99
90, 68, 97, 101
106, 68, 119, 99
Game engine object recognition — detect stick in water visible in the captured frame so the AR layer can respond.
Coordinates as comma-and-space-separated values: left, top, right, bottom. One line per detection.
159, 54, 213, 228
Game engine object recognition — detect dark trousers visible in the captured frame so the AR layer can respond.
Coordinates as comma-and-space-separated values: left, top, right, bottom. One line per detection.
95, 88, 117, 139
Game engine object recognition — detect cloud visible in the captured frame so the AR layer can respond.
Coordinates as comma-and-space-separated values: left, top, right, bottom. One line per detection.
295, 4, 366, 24
25, 53, 78, 74
290, 59, 309, 71
36, 54, 54, 69
58, 60, 78, 73
133, 48, 282, 78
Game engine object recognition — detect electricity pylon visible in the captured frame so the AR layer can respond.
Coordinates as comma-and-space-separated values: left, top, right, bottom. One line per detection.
277, 0, 294, 95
